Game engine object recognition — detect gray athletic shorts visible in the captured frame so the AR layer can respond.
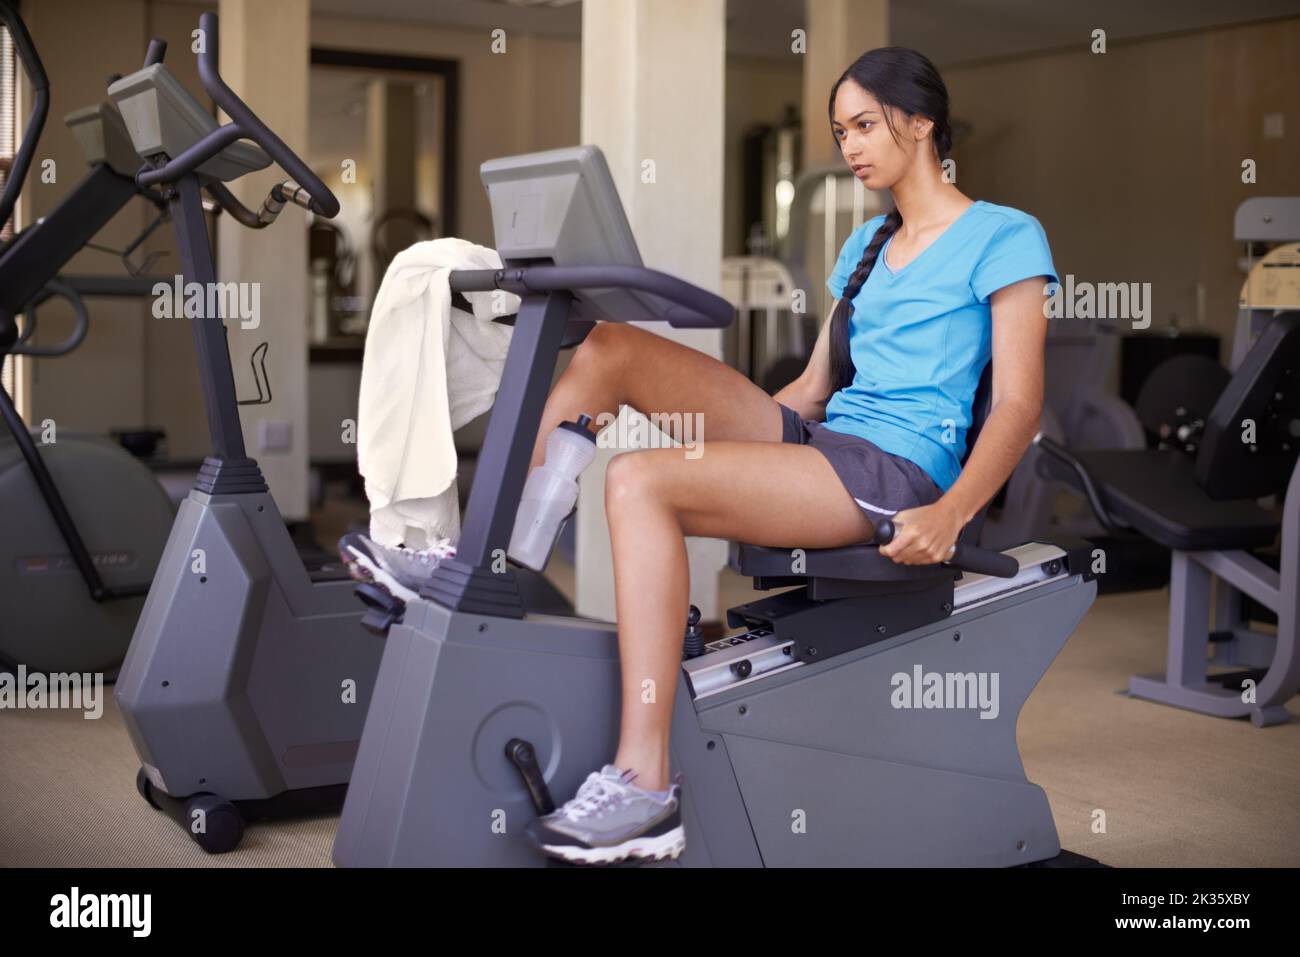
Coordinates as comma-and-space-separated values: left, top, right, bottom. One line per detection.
778, 403, 943, 519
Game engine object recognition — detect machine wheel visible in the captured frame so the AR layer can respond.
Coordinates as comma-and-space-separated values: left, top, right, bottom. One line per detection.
182, 795, 245, 854
1135, 355, 1230, 452
134, 766, 162, 810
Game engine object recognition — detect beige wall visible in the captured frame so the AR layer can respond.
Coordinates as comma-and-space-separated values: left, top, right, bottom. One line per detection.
943, 16, 1300, 354
16, 5, 1299, 453
18, 0, 218, 457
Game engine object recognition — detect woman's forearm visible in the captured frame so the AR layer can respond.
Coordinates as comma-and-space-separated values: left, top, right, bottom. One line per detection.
939, 399, 1040, 525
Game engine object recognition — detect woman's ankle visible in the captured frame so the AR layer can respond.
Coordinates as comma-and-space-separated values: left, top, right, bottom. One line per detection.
613, 754, 669, 792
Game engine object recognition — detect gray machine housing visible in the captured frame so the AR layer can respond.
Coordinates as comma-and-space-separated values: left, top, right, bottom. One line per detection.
117, 490, 380, 800
336, 546, 1093, 867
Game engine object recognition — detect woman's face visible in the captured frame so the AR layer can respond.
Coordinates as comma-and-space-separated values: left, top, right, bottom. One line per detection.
831, 80, 922, 190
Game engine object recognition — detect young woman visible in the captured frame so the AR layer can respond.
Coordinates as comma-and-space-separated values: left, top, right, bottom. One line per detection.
346, 46, 1058, 865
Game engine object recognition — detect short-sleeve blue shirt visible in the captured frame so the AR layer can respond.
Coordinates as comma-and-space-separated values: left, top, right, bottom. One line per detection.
823, 201, 1058, 491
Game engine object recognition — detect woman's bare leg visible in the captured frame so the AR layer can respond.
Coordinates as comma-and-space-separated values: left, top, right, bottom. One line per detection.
604, 441, 876, 790
529, 322, 788, 469
525, 322, 865, 791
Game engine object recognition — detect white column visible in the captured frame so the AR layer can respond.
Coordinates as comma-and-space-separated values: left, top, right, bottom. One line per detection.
217, 0, 312, 519
577, 0, 728, 623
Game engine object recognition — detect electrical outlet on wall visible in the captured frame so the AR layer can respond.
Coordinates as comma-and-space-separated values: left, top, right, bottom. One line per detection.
259, 419, 293, 452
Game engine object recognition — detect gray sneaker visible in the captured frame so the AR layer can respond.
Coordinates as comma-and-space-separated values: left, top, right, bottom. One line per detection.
524, 765, 685, 865
337, 531, 456, 603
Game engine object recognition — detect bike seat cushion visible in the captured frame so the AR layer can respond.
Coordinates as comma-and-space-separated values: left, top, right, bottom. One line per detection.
735, 541, 954, 584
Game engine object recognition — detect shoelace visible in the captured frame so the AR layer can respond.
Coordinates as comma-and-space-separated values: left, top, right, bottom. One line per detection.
397, 537, 457, 563
563, 772, 634, 821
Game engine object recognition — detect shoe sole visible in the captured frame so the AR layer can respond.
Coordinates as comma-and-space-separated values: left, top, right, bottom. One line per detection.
339, 541, 419, 604
539, 826, 686, 866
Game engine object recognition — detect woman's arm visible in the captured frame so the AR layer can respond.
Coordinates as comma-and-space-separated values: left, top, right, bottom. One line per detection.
880, 276, 1048, 565
771, 304, 837, 421
936, 276, 1048, 527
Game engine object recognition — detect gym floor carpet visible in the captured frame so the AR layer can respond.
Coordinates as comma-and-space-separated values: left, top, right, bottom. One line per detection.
1, 556, 1296, 868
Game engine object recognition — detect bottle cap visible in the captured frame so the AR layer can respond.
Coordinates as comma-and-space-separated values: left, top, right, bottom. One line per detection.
557, 413, 596, 442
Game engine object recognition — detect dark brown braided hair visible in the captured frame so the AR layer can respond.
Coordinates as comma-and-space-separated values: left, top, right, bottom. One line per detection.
824, 48, 954, 403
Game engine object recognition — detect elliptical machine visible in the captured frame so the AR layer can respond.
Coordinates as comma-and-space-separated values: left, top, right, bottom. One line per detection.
333, 144, 1099, 868
0, 0, 175, 674
109, 16, 380, 852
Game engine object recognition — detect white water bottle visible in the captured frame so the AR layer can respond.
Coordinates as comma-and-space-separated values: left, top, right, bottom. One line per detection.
508, 414, 596, 572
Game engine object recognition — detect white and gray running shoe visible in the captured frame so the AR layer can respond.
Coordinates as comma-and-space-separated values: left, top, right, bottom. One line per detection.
337, 531, 456, 603
524, 765, 685, 865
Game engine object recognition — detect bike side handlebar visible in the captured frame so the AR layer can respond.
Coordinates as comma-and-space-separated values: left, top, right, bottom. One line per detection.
447, 265, 734, 330
194, 13, 338, 217
873, 518, 1020, 579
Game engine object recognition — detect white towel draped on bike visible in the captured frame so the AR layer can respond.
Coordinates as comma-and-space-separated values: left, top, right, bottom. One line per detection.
357, 238, 517, 549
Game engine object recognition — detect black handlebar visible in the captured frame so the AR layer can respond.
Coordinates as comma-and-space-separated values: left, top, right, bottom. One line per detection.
194, 13, 338, 217
12, 280, 89, 357
136, 126, 245, 190
132, 13, 339, 219
873, 518, 1020, 579
1034, 435, 1122, 532
0, 1, 49, 235
448, 265, 734, 330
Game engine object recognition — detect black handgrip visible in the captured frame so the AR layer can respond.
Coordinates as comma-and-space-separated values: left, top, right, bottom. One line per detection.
195, 13, 340, 218
873, 518, 1019, 579
505, 738, 555, 816
0, 1, 49, 235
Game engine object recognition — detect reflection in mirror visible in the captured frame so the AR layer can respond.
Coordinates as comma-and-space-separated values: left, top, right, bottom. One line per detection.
308, 49, 458, 343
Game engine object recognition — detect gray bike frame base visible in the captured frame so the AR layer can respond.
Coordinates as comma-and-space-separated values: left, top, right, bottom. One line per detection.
116, 490, 381, 801
334, 567, 1095, 867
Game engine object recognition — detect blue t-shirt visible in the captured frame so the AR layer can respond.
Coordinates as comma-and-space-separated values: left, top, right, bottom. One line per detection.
823, 201, 1058, 491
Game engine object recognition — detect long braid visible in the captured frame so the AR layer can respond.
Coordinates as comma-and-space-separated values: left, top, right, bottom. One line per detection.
824, 207, 902, 400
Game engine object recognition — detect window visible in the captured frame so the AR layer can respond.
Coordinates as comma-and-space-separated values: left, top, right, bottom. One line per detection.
1, 22, 16, 397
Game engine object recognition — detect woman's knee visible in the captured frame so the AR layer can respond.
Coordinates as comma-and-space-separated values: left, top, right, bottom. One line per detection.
604, 450, 664, 512
572, 321, 630, 377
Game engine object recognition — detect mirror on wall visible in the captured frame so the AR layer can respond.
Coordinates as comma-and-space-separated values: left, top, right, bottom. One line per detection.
307, 49, 458, 343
